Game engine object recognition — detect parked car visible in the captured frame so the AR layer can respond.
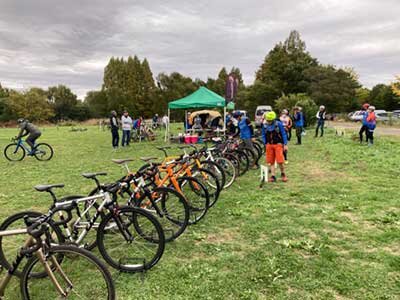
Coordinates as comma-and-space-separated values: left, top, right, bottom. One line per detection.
375, 110, 389, 121
350, 111, 364, 122
255, 105, 272, 127
392, 110, 400, 118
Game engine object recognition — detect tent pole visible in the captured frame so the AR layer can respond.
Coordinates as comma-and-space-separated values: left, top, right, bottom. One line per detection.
223, 106, 226, 137
166, 108, 170, 142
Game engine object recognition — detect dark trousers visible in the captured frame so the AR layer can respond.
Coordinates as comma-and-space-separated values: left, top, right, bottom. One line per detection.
366, 129, 374, 144
122, 130, 131, 146
26, 133, 41, 150
296, 127, 303, 144
111, 129, 119, 148
287, 128, 292, 141
359, 125, 368, 143
315, 120, 324, 137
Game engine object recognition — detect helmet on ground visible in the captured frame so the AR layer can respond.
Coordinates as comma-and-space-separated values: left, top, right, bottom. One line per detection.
362, 103, 370, 110
17, 118, 25, 124
265, 111, 276, 121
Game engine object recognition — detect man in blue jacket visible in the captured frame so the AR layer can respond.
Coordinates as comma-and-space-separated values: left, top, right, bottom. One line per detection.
293, 107, 304, 145
234, 112, 258, 168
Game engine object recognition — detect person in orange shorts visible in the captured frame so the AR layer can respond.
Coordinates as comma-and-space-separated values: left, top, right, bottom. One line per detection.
261, 111, 288, 182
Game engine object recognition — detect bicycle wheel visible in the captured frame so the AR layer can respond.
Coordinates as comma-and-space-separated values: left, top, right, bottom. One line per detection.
176, 176, 209, 224
4, 143, 25, 161
136, 187, 189, 243
191, 168, 221, 208
223, 153, 241, 176
33, 143, 54, 161
0, 211, 65, 278
97, 206, 165, 272
21, 245, 115, 300
214, 157, 236, 188
200, 160, 226, 190
242, 146, 257, 167
235, 150, 250, 176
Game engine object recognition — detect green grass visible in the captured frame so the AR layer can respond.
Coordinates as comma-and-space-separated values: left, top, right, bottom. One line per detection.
0, 125, 399, 299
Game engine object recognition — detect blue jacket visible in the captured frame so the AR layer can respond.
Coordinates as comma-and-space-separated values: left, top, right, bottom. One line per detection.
238, 117, 252, 140
361, 111, 368, 126
294, 112, 304, 127
261, 120, 288, 145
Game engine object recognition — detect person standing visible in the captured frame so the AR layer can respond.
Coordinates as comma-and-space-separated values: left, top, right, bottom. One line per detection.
366, 106, 377, 146
121, 111, 133, 147
293, 107, 304, 145
110, 110, 119, 149
359, 103, 370, 144
235, 112, 258, 168
315, 105, 326, 137
262, 111, 288, 182
279, 109, 292, 163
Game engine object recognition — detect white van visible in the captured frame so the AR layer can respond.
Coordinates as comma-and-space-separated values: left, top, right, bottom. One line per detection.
255, 105, 272, 127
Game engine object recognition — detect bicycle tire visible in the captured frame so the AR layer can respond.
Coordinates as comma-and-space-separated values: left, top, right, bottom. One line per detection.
97, 205, 165, 272
235, 150, 249, 176
200, 160, 226, 191
4, 143, 25, 161
20, 245, 115, 300
136, 186, 189, 243
176, 176, 209, 224
33, 143, 54, 161
0, 211, 65, 278
214, 157, 236, 188
222, 153, 241, 176
191, 167, 221, 209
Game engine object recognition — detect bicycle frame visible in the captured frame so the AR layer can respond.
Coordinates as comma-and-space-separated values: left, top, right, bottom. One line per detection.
0, 229, 72, 298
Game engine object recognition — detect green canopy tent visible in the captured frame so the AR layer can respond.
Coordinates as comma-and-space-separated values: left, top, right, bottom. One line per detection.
166, 87, 227, 141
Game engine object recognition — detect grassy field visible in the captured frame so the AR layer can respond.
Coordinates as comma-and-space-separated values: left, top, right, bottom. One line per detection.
0, 125, 399, 299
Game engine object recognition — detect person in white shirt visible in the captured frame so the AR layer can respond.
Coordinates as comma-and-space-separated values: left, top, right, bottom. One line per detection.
162, 114, 169, 129
121, 111, 133, 146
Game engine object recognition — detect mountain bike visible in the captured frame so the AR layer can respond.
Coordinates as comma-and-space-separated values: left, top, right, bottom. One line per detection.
0, 180, 165, 273
0, 205, 115, 299
4, 138, 53, 161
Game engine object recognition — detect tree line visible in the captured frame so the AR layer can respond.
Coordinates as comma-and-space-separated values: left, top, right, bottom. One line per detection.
0, 30, 399, 123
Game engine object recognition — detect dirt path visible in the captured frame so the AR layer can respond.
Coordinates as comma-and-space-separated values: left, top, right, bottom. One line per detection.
327, 121, 400, 137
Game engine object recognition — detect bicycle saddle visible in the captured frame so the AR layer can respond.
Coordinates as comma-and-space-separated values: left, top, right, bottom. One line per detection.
82, 172, 107, 179
34, 184, 65, 192
111, 159, 134, 165
140, 156, 158, 162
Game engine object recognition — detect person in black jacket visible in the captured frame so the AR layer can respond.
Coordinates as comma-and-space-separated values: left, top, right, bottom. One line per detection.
110, 111, 119, 149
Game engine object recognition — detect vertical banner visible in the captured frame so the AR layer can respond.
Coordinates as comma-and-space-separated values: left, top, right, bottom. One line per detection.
225, 73, 239, 105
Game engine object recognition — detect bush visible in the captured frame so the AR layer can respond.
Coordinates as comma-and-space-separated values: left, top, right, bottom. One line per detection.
275, 93, 318, 126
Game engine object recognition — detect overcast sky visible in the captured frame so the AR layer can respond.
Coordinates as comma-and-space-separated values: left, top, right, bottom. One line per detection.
0, 0, 399, 99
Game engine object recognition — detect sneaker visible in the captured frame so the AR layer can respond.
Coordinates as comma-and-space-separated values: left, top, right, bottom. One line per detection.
281, 174, 288, 182
268, 176, 277, 183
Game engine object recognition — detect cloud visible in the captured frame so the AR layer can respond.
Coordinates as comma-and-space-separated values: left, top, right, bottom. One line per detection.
0, 0, 399, 99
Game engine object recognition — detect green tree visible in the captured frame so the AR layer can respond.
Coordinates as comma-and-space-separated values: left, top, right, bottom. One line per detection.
6, 89, 54, 121
368, 84, 400, 111
47, 85, 78, 120
255, 30, 318, 98
303, 65, 360, 112
84, 90, 109, 118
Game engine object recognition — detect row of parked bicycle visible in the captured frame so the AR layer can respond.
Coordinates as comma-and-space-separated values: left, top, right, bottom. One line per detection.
0, 137, 264, 299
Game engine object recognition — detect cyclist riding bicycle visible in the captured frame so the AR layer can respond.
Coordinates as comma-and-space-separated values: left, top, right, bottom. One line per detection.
16, 118, 41, 153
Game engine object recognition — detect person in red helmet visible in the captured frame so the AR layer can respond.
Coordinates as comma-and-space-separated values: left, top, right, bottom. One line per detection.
359, 103, 370, 144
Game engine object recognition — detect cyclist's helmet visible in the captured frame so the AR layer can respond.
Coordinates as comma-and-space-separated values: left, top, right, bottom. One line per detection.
17, 118, 25, 124
233, 111, 241, 118
362, 103, 370, 110
265, 111, 276, 121
282, 109, 288, 114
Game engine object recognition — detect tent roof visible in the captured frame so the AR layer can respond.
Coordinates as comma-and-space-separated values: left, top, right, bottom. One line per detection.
168, 87, 225, 109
